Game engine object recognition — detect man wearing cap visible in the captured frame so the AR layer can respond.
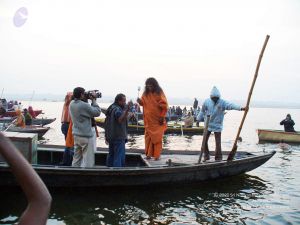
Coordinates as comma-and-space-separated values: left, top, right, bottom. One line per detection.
197, 86, 247, 161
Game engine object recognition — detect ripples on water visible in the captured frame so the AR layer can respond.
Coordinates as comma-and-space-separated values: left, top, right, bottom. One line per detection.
0, 102, 300, 224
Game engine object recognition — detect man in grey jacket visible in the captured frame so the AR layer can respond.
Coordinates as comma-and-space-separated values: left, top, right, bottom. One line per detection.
69, 87, 101, 167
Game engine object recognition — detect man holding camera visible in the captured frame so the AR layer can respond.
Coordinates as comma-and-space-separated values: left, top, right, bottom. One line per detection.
69, 87, 101, 167
105, 94, 132, 167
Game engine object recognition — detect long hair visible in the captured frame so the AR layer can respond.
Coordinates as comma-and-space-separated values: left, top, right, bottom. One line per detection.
144, 77, 163, 95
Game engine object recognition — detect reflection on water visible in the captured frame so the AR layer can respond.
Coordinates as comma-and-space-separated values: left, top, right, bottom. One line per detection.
0, 174, 273, 224
0, 103, 300, 224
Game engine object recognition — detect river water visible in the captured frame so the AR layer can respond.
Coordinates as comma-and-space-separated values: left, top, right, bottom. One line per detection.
0, 101, 299, 224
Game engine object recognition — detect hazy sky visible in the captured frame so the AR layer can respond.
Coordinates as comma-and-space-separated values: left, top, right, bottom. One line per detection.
0, 0, 299, 103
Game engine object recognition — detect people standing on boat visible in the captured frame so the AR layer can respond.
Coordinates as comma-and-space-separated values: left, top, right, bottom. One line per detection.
137, 77, 168, 160
184, 111, 194, 128
0, 107, 5, 116
28, 106, 36, 119
18, 102, 23, 110
61, 92, 73, 140
171, 106, 176, 115
197, 86, 246, 161
190, 107, 194, 116
61, 119, 74, 166
13, 101, 19, 111
14, 109, 25, 128
105, 94, 132, 167
23, 108, 32, 126
7, 101, 14, 110
176, 106, 182, 116
69, 87, 101, 167
193, 98, 198, 114
280, 114, 296, 132
0, 100, 6, 116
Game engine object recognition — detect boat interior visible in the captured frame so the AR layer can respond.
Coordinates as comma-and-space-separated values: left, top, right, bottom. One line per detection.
36, 145, 255, 168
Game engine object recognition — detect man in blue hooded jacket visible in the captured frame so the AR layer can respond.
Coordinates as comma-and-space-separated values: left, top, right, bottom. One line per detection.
197, 86, 247, 161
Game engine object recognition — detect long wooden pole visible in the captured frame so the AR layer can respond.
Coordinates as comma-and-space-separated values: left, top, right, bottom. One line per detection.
227, 35, 270, 161
136, 86, 141, 130
198, 115, 211, 163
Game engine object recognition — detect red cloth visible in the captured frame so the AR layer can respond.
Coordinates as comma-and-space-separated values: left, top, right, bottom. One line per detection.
28, 106, 36, 119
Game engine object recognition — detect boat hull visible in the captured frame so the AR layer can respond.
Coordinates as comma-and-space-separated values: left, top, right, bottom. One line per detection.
0, 117, 56, 126
0, 146, 275, 187
257, 129, 300, 144
96, 120, 204, 135
4, 109, 43, 117
6, 126, 50, 138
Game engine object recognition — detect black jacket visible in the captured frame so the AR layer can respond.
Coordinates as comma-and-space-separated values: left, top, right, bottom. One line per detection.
280, 119, 295, 132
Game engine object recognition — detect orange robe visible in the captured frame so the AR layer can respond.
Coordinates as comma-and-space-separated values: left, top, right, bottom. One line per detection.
140, 92, 168, 159
15, 110, 25, 128
65, 120, 98, 148
65, 120, 74, 148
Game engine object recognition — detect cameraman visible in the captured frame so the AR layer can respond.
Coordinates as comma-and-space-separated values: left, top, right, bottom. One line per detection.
105, 94, 132, 167
69, 87, 101, 167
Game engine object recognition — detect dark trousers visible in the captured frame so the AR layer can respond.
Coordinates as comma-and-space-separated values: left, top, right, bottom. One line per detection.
62, 147, 74, 166
106, 140, 126, 167
61, 122, 70, 140
203, 131, 222, 160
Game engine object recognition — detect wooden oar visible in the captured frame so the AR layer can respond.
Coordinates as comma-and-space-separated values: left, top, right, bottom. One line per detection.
198, 115, 210, 163
227, 35, 270, 161
4, 118, 18, 132
136, 86, 141, 131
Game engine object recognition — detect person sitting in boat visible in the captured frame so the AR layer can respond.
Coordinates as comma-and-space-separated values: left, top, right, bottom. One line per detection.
184, 111, 194, 128
14, 109, 25, 128
28, 106, 37, 119
193, 98, 198, 114
0, 100, 6, 117
280, 114, 296, 132
182, 107, 187, 116
197, 86, 247, 161
0, 106, 5, 117
23, 108, 32, 126
7, 100, 14, 110
105, 94, 132, 167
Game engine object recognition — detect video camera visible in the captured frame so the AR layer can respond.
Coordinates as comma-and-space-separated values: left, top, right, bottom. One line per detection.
84, 90, 102, 100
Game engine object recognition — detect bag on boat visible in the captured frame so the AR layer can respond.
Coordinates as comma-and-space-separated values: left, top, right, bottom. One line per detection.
104, 104, 118, 142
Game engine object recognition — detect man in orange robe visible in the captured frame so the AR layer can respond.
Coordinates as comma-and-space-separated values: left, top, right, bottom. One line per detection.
137, 78, 168, 160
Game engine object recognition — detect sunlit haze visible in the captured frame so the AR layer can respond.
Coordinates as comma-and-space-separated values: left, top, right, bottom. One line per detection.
1, 0, 299, 105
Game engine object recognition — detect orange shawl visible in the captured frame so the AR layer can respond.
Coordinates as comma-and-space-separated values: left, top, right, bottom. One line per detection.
140, 92, 168, 143
65, 120, 74, 148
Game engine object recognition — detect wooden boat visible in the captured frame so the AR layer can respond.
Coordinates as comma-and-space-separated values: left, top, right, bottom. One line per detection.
95, 118, 204, 135
4, 109, 43, 117
5, 126, 50, 139
0, 117, 56, 126
0, 144, 275, 187
257, 129, 300, 144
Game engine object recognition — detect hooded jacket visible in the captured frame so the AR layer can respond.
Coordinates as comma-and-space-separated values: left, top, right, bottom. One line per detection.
197, 86, 242, 132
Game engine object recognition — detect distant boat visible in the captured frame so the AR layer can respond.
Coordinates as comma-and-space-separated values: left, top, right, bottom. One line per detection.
95, 118, 204, 135
0, 117, 56, 126
5, 126, 50, 139
100, 107, 181, 121
0, 144, 275, 187
257, 129, 300, 144
4, 109, 43, 117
